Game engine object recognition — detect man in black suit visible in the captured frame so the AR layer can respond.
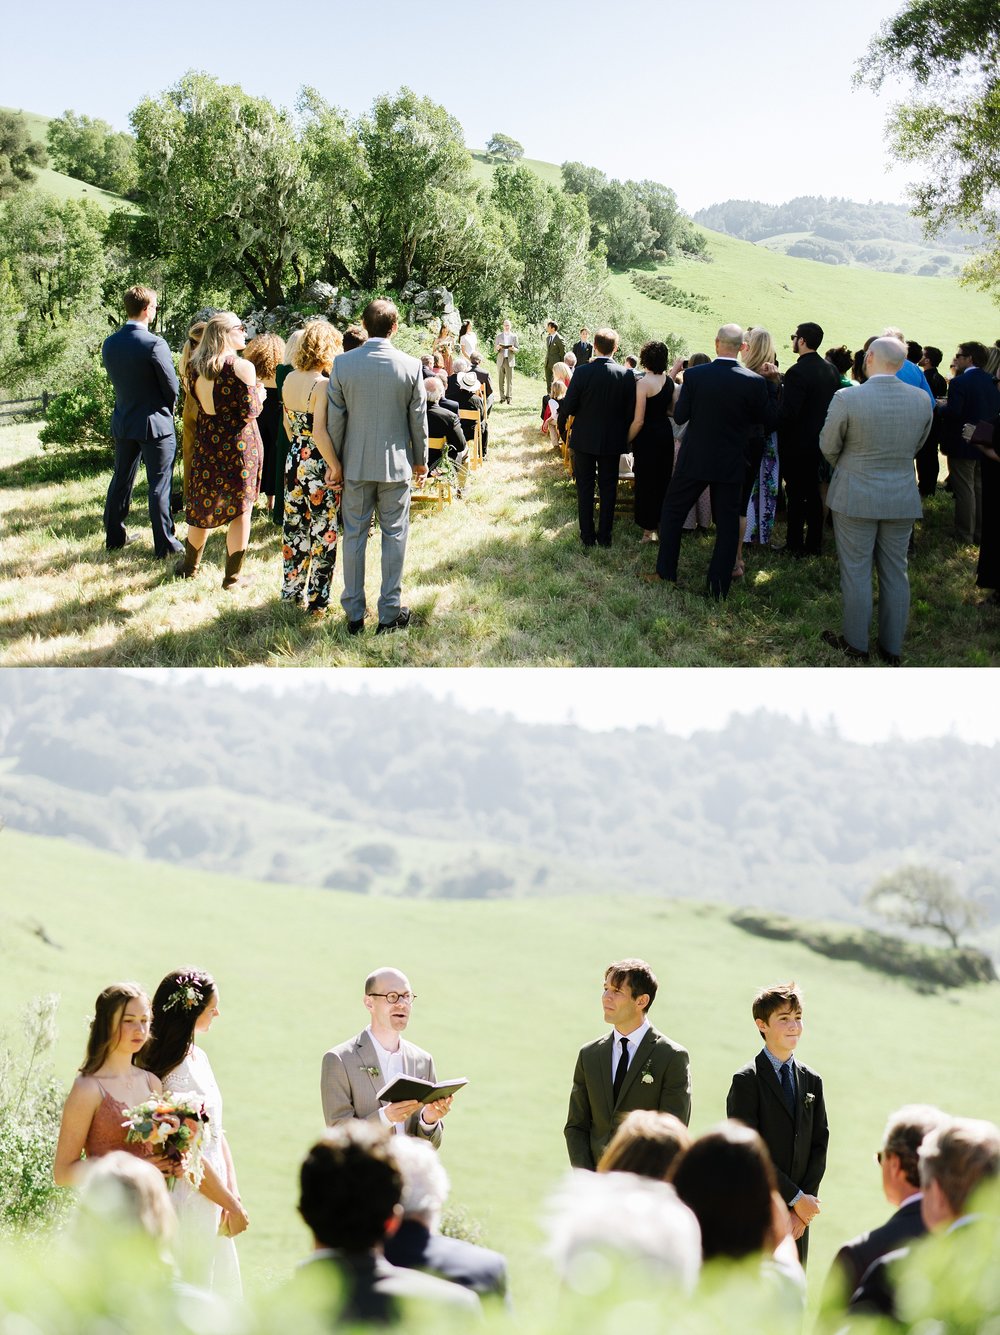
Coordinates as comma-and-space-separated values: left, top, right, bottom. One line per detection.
942, 340, 1000, 544
777, 321, 841, 556
557, 327, 636, 547
565, 958, 691, 1170
384, 1137, 509, 1304
424, 377, 469, 491
726, 981, 829, 1266
822, 1104, 945, 1308
573, 327, 594, 365
102, 284, 184, 558
544, 320, 566, 389
649, 323, 776, 597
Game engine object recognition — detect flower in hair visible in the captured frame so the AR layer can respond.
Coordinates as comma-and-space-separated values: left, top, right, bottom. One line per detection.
163, 973, 204, 1012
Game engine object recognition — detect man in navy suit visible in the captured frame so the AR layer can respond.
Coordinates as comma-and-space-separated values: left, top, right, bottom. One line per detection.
726, 981, 829, 1265
649, 323, 777, 598
822, 1103, 945, 1309
102, 285, 183, 558
557, 327, 636, 547
943, 340, 1000, 544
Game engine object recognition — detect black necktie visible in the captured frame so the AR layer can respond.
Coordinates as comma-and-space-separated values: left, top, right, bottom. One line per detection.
612, 1035, 630, 1102
779, 1061, 795, 1115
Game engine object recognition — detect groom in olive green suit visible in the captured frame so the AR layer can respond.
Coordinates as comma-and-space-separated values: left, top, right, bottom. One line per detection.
564, 958, 691, 1170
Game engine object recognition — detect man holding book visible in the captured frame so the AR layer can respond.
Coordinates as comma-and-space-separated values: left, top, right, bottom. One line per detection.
321, 967, 452, 1146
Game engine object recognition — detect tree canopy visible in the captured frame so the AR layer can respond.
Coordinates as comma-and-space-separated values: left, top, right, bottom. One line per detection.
865, 864, 989, 948
0, 112, 47, 198
486, 132, 524, 162
46, 111, 137, 196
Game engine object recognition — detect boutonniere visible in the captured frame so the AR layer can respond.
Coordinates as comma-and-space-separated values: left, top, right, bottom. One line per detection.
362, 1066, 380, 1080
803, 1092, 815, 1107
640, 1059, 654, 1086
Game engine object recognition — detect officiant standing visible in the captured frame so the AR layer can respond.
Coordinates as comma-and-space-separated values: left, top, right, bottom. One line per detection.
321, 966, 452, 1145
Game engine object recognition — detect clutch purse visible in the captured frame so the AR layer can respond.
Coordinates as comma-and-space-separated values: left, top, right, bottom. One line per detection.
970, 418, 998, 445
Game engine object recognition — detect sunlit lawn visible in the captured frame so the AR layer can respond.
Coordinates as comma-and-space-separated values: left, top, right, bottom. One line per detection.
1, 384, 996, 666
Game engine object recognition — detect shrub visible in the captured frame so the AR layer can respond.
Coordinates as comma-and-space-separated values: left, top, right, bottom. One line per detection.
39, 365, 114, 447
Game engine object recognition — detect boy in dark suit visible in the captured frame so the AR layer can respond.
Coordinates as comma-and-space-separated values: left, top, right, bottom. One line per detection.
727, 981, 829, 1265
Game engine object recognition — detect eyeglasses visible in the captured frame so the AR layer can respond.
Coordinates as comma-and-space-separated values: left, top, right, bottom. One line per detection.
368, 991, 416, 1005
231, 323, 246, 334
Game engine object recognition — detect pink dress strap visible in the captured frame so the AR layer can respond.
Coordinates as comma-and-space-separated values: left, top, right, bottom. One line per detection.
83, 1076, 154, 1161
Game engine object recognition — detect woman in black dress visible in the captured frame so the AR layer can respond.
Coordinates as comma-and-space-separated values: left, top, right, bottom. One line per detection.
627, 341, 676, 541
244, 333, 285, 517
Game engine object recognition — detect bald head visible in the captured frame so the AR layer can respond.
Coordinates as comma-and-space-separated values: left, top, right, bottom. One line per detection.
866, 337, 907, 376
716, 324, 744, 355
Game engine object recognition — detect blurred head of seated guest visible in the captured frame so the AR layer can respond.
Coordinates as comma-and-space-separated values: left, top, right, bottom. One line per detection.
343, 324, 368, 353
564, 351, 577, 371
919, 1116, 1000, 1231
545, 1168, 701, 1297
597, 1110, 692, 1182
75, 1151, 177, 1263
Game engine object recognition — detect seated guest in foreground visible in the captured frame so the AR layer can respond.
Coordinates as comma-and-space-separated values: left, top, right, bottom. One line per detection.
819, 336, 933, 664
822, 1104, 946, 1310
295, 1123, 479, 1327
848, 1115, 1000, 1321
627, 340, 675, 543
672, 1122, 806, 1307
384, 1137, 509, 1303
424, 376, 469, 492
179, 312, 264, 589
597, 1109, 692, 1181
557, 328, 637, 549
280, 321, 344, 618
726, 981, 828, 1265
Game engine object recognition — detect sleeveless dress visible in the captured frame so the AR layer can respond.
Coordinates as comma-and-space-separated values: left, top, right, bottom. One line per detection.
83, 1075, 157, 1160
632, 381, 674, 531
162, 1045, 241, 1297
186, 358, 264, 529
281, 394, 342, 611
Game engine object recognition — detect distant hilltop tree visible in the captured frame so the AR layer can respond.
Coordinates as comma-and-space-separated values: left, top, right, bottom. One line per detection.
486, 133, 524, 162
0, 111, 47, 198
46, 110, 138, 197
865, 864, 989, 949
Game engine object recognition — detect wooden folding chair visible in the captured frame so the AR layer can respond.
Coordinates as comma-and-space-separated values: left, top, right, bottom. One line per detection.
410, 438, 452, 512
563, 415, 575, 476
459, 410, 483, 469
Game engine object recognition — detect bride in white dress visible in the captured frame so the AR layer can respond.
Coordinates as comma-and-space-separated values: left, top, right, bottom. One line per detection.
139, 969, 249, 1296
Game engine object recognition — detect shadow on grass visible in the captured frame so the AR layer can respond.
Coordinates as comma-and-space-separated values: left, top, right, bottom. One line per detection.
0, 443, 109, 487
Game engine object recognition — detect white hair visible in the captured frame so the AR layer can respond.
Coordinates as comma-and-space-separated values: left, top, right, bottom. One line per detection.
545, 1170, 701, 1294
425, 376, 444, 403
451, 356, 470, 374
390, 1136, 450, 1225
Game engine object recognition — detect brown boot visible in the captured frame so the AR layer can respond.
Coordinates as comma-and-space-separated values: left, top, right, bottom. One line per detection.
222, 549, 247, 590
175, 539, 203, 579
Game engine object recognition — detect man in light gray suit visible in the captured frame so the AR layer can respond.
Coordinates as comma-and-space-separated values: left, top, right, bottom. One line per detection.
327, 299, 428, 634
820, 337, 933, 665
321, 966, 452, 1147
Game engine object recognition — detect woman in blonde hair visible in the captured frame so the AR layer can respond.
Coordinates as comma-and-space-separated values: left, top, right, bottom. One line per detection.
178, 313, 263, 589
281, 320, 344, 616
177, 321, 206, 508
54, 983, 162, 1185
739, 327, 781, 567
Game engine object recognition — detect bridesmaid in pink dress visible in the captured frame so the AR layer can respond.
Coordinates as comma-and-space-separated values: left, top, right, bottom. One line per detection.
53, 982, 162, 1185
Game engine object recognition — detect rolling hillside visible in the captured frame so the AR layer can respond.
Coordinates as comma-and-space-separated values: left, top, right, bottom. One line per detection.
1, 106, 125, 210
2, 827, 998, 1310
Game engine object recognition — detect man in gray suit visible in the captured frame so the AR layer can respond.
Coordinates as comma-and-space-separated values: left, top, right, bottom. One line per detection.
820, 337, 933, 665
327, 299, 428, 634
321, 966, 451, 1146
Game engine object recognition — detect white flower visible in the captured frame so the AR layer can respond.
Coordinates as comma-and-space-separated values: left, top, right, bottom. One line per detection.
641, 1073, 654, 1085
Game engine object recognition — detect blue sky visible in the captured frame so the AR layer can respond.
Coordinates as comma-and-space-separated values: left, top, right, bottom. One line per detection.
5, 0, 913, 212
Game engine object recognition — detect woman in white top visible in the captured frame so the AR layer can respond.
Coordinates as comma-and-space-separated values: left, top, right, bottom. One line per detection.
459, 318, 477, 360
138, 969, 248, 1296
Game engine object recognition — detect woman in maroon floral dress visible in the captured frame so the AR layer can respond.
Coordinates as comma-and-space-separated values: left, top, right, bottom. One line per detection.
177, 313, 263, 589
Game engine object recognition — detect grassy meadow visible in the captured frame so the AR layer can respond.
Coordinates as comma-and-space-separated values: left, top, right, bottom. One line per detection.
2, 372, 997, 667
2, 827, 999, 1316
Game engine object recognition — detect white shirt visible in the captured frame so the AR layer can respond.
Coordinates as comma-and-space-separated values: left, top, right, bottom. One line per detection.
368, 1027, 406, 1135
611, 1017, 650, 1082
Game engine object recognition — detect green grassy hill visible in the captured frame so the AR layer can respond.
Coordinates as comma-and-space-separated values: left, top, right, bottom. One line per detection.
1, 106, 126, 210
3, 828, 998, 1313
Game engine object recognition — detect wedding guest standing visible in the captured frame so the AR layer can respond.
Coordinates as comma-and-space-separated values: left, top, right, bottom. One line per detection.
573, 328, 594, 365
54, 983, 161, 1185
177, 312, 263, 589
432, 323, 455, 375
177, 321, 206, 509
544, 320, 566, 392
458, 319, 477, 360
270, 329, 305, 528
139, 968, 248, 1296
102, 285, 184, 559
494, 320, 518, 403
281, 321, 344, 618
627, 341, 675, 543
244, 333, 285, 516
739, 328, 780, 568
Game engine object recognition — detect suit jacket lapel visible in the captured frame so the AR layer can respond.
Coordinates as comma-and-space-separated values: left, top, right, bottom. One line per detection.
756, 1050, 794, 1122
615, 1028, 656, 1107
593, 1032, 615, 1119
357, 1031, 382, 1093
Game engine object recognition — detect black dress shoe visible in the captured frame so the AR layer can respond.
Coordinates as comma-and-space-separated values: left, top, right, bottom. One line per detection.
597, 538, 612, 548
107, 533, 140, 551
876, 642, 902, 666
375, 607, 411, 634
821, 628, 870, 662
347, 618, 366, 636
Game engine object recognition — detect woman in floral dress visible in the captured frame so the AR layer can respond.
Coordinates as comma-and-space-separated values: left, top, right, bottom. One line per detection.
178, 312, 263, 589
139, 968, 248, 1296
280, 321, 344, 617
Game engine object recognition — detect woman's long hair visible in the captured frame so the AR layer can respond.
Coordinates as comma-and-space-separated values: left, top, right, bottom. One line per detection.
178, 321, 206, 380
80, 982, 149, 1076
189, 314, 241, 383
743, 328, 775, 375
138, 968, 215, 1079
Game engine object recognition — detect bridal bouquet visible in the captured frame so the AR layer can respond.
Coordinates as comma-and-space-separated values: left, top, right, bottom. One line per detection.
122, 1092, 210, 1189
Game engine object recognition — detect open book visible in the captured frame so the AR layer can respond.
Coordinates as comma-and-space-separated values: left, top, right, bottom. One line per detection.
376, 1075, 469, 1105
